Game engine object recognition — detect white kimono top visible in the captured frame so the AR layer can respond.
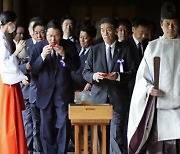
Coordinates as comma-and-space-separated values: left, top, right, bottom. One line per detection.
128, 36, 180, 151
0, 30, 25, 85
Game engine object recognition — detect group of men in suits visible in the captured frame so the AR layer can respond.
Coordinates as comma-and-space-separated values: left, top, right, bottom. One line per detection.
16, 14, 150, 154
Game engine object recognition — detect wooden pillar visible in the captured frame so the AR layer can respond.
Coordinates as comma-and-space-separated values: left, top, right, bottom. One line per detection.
0, 0, 3, 12
3, 0, 12, 11
2, 0, 23, 24
12, 0, 21, 19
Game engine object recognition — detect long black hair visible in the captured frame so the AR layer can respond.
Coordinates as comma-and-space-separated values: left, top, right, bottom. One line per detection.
0, 11, 17, 25
0, 11, 17, 53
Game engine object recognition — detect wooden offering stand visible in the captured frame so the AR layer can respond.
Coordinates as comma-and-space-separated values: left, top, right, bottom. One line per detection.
69, 104, 112, 154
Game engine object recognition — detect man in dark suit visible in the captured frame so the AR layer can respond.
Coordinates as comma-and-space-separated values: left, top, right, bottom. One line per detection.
83, 17, 136, 154
19, 18, 45, 153
123, 18, 149, 70
121, 18, 150, 153
30, 20, 80, 154
122, 18, 150, 102
61, 15, 78, 43
71, 24, 97, 91
68, 25, 97, 151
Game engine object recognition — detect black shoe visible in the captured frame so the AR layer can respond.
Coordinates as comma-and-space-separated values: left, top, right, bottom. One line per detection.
67, 140, 75, 152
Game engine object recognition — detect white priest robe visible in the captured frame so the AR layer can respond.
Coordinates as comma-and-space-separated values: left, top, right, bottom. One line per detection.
127, 36, 180, 153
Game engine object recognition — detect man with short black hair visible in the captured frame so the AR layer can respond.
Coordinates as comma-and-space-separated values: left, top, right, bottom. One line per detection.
30, 20, 80, 154
83, 17, 136, 154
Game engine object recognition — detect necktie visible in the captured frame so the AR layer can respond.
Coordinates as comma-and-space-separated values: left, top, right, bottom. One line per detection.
107, 46, 112, 72
80, 48, 86, 61
80, 48, 86, 56
52, 50, 57, 68
138, 42, 143, 59
68, 36, 74, 42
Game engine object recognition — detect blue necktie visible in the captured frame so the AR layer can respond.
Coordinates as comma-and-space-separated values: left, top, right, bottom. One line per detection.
80, 48, 86, 61
107, 46, 112, 72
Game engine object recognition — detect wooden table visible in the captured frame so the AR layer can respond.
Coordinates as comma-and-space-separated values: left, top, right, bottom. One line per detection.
69, 104, 112, 154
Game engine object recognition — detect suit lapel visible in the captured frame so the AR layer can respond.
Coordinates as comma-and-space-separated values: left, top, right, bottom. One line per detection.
110, 43, 121, 72
46, 54, 55, 70
131, 37, 142, 62
99, 43, 108, 72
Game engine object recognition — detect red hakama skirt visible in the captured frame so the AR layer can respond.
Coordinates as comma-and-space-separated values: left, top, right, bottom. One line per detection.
0, 77, 28, 154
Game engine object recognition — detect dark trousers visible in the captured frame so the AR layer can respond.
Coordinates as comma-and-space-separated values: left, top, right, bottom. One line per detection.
22, 100, 42, 153
30, 103, 42, 152
40, 93, 70, 154
110, 112, 126, 154
22, 100, 33, 151
98, 125, 110, 154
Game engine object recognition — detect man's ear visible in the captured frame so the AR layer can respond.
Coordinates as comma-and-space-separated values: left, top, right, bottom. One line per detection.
115, 28, 118, 35
132, 27, 135, 33
160, 20, 163, 28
